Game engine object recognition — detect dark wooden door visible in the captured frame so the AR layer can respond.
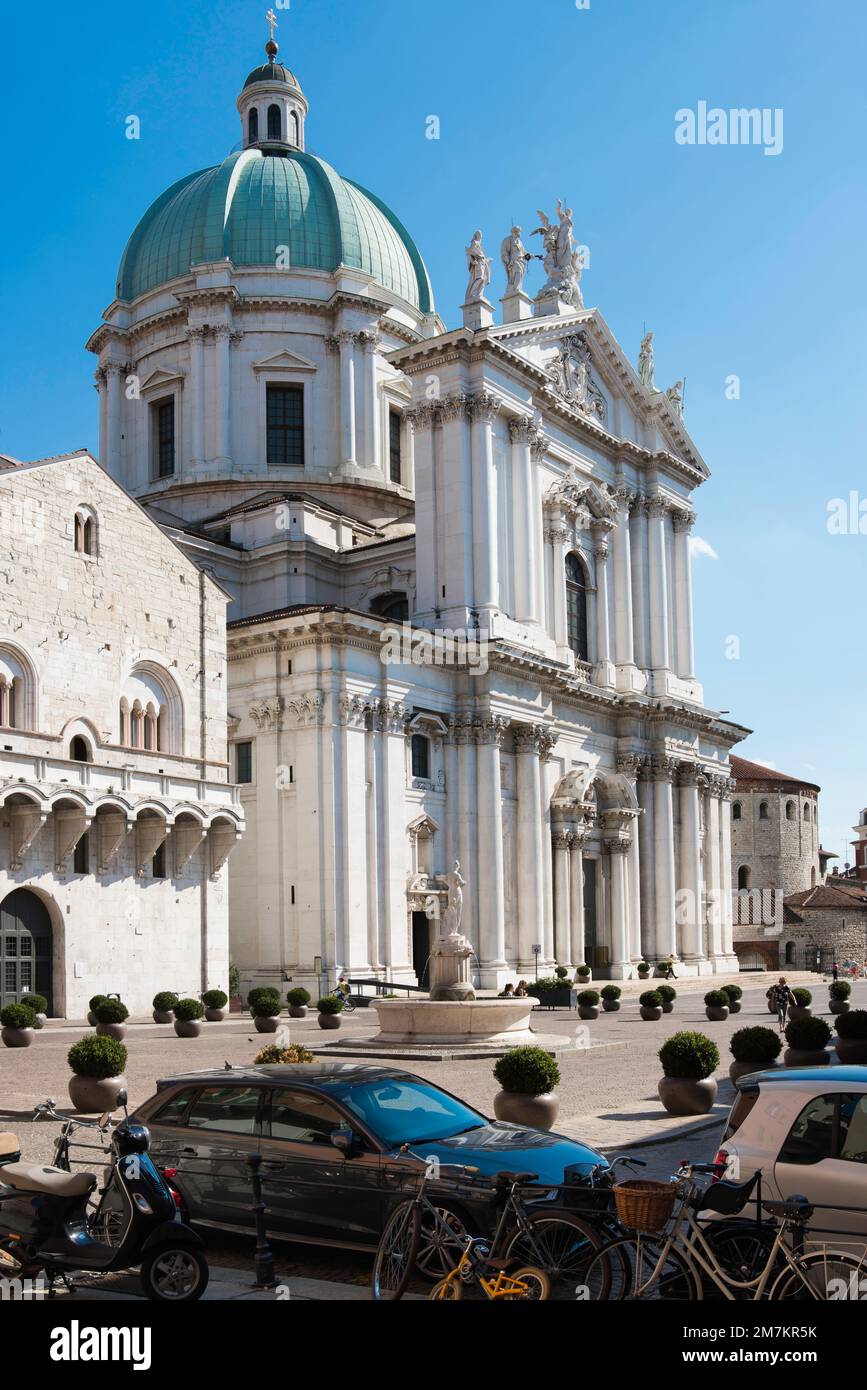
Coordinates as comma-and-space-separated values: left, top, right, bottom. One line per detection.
412, 911, 432, 990
0, 889, 53, 1013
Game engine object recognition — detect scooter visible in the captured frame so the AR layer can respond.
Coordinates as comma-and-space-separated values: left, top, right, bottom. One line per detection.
0, 1096, 208, 1301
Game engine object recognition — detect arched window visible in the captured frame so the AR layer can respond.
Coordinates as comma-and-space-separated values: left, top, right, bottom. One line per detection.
248, 108, 259, 143
758, 801, 769, 820
74, 507, 97, 556
371, 592, 410, 622
785, 941, 795, 965
732, 802, 742, 821
785, 800, 796, 820
267, 104, 281, 140
70, 736, 91, 763
0, 644, 35, 730
803, 803, 810, 820
289, 110, 300, 145
737, 865, 751, 890
120, 664, 182, 754
565, 553, 589, 661
411, 734, 431, 781
73, 832, 89, 875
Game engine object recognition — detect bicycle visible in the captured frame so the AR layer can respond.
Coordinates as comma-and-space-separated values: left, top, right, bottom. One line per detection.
582, 1160, 867, 1301
34, 1096, 127, 1246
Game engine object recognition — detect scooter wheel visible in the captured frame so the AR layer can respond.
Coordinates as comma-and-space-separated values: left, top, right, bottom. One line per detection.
140, 1246, 209, 1301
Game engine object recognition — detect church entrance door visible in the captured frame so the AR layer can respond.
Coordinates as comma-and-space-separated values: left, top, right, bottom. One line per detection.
0, 889, 53, 1014
411, 912, 432, 990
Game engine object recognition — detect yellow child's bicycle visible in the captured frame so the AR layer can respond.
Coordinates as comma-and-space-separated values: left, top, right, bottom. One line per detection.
430, 1239, 549, 1300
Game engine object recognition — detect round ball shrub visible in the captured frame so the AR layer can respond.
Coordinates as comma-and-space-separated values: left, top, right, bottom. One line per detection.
89, 995, 108, 1012
577, 989, 599, 1006
657, 985, 677, 1004
68, 1034, 128, 1078
600, 985, 621, 1001
721, 984, 743, 1002
1, 1003, 36, 1029
173, 998, 205, 1022
248, 987, 281, 1014
95, 1000, 129, 1025
317, 994, 344, 1015
640, 990, 663, 1008
254, 1043, 314, 1064
286, 987, 311, 1007
20, 993, 48, 1014
576, 965, 591, 977
830, 980, 851, 1001
835, 1009, 867, 1040
704, 990, 729, 1009
152, 992, 179, 1013
202, 989, 228, 1009
637, 961, 651, 972
730, 1026, 782, 1065
792, 988, 812, 1008
785, 1015, 831, 1050
554, 965, 569, 980
493, 1046, 561, 1097
659, 1031, 720, 1080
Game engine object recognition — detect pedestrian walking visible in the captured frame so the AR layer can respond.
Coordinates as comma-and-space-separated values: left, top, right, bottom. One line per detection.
770, 976, 796, 1032
663, 956, 677, 980
832, 961, 839, 982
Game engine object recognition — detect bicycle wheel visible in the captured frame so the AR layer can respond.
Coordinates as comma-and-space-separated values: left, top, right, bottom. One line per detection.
700, 1221, 781, 1300
583, 1234, 702, 1301
504, 1209, 604, 1301
769, 1249, 867, 1301
503, 1266, 550, 1301
429, 1275, 462, 1300
371, 1200, 421, 1301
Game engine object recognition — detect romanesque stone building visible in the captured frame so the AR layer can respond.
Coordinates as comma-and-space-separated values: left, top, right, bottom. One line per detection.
86, 35, 748, 991
730, 755, 822, 898
0, 452, 242, 1016
781, 882, 867, 973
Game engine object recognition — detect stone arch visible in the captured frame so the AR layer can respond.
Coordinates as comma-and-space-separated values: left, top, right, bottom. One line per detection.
0, 887, 62, 1016
0, 640, 39, 730
121, 661, 185, 754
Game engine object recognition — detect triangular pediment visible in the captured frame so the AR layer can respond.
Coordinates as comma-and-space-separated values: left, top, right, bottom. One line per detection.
139, 366, 185, 394
252, 349, 318, 374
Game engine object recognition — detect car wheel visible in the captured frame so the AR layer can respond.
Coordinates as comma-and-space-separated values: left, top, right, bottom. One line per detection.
415, 1205, 474, 1280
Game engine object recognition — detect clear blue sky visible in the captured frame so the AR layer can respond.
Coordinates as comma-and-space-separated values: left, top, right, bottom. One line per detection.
2, 0, 865, 861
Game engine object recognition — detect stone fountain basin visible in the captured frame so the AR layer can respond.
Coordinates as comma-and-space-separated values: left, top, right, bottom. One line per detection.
371, 997, 538, 1046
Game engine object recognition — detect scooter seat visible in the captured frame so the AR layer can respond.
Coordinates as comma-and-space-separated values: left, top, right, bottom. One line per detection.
0, 1134, 20, 1160
0, 1162, 96, 1198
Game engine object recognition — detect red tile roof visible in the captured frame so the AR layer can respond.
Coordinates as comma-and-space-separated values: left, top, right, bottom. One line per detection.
785, 884, 867, 910
730, 755, 820, 793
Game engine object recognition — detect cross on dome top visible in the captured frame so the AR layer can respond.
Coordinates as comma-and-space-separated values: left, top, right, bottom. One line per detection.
265, 8, 279, 57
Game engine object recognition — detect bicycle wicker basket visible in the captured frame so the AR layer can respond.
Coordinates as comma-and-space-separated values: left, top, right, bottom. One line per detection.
613, 1179, 676, 1234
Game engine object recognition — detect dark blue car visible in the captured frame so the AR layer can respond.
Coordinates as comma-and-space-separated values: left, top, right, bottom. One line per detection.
133, 1063, 608, 1280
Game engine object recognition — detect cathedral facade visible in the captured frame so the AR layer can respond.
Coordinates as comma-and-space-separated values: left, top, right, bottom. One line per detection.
86, 37, 748, 994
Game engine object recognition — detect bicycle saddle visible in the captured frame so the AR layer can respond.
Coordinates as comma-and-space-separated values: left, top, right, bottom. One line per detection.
493, 1170, 538, 1185
763, 1196, 814, 1223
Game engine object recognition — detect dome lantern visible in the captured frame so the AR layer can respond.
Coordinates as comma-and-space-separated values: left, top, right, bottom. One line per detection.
237, 12, 308, 150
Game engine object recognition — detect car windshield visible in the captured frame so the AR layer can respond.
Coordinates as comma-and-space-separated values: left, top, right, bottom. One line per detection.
341, 1079, 486, 1145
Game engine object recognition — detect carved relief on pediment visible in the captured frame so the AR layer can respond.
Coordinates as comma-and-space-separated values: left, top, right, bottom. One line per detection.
545, 332, 607, 423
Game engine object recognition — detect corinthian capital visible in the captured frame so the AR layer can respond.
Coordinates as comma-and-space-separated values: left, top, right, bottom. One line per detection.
672, 508, 697, 534
465, 391, 501, 424
508, 415, 535, 444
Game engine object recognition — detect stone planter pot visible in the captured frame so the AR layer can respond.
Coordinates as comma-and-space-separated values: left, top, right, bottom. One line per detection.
578, 1005, 599, 1021
727, 1001, 742, 1014
575, 975, 592, 988
705, 1007, 729, 1022
640, 1006, 663, 1022
205, 1007, 227, 1023
829, 1000, 850, 1016
31, 1013, 47, 1030
834, 1037, 867, 1064
68, 1073, 127, 1112
318, 1013, 341, 1030
729, 1058, 780, 1084
173, 1019, 202, 1038
661, 1001, 674, 1015
787, 1006, 811, 1022
658, 1076, 718, 1116
2, 1026, 35, 1048
87, 1011, 98, 1026
602, 1000, 621, 1012
254, 1015, 280, 1033
152, 1010, 174, 1025
229, 995, 243, 1014
288, 1005, 308, 1019
493, 1090, 559, 1131
637, 973, 651, 983
783, 1047, 829, 1067
96, 1022, 127, 1042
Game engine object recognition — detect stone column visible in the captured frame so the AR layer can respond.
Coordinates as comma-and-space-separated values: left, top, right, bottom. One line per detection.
213, 325, 231, 462
719, 779, 736, 959
552, 828, 572, 969
652, 756, 677, 959
329, 332, 357, 466
612, 488, 637, 685
456, 716, 477, 945
592, 525, 615, 688
605, 831, 632, 974
617, 754, 643, 962
529, 429, 548, 630
514, 725, 547, 969
407, 404, 437, 616
475, 716, 508, 978
95, 367, 108, 468
568, 827, 588, 968
356, 331, 379, 470
467, 393, 500, 618
106, 362, 125, 473
647, 498, 671, 675
672, 509, 697, 679
629, 497, 649, 672
445, 717, 460, 869
188, 327, 206, 466
636, 758, 655, 962
546, 521, 571, 657
705, 775, 723, 962
509, 418, 540, 624
677, 765, 705, 965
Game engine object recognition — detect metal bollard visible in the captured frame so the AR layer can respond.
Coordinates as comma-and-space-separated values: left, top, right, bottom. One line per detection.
246, 1152, 276, 1289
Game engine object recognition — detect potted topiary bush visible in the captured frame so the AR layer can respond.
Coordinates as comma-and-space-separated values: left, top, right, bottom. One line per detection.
554, 965, 570, 982
600, 984, 621, 1013
1, 1003, 36, 1048
317, 994, 344, 1030
20, 994, 48, 1029
287, 987, 311, 1019
704, 990, 729, 1022
729, 1026, 782, 1082
637, 961, 651, 980
640, 990, 663, 1021
254, 1043, 315, 1064
67, 1034, 128, 1112
87, 994, 107, 1026
784, 1014, 831, 1067
202, 989, 228, 1023
577, 989, 599, 1021
657, 985, 677, 1015
250, 989, 281, 1033
527, 976, 574, 1009
94, 999, 129, 1041
788, 988, 812, 1021
833, 1009, 867, 1064
493, 1046, 561, 1130
721, 984, 743, 1014
658, 1031, 720, 1115
829, 981, 851, 1016
173, 998, 205, 1038
229, 962, 242, 1013
575, 964, 592, 984
152, 991, 178, 1025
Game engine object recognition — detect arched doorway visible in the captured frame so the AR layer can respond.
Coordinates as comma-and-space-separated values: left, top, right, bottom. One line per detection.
1, 889, 53, 1013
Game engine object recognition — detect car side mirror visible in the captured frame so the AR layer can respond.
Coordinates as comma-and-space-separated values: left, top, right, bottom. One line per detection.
331, 1127, 356, 1156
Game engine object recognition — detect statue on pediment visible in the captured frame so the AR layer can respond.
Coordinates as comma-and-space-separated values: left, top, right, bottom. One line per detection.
666, 379, 685, 417
532, 200, 583, 307
547, 332, 606, 421
638, 331, 656, 390
464, 230, 492, 304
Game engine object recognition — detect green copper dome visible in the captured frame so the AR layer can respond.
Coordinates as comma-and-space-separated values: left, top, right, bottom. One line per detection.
116, 148, 434, 312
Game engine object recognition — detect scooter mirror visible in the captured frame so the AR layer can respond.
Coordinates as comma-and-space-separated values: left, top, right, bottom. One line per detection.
115, 1089, 128, 1110
98, 1111, 110, 1127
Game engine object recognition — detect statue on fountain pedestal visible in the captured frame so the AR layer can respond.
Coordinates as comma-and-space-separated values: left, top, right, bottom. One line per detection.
430, 861, 476, 1001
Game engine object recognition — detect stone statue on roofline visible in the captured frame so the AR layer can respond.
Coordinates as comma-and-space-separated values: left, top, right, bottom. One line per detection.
638, 331, 656, 390
464, 230, 493, 304
532, 199, 583, 308
501, 226, 532, 292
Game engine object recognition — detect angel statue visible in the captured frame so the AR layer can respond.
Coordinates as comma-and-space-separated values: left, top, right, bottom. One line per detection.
637, 331, 656, 390
666, 379, 685, 417
500, 225, 533, 293
464, 230, 492, 304
532, 199, 582, 306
